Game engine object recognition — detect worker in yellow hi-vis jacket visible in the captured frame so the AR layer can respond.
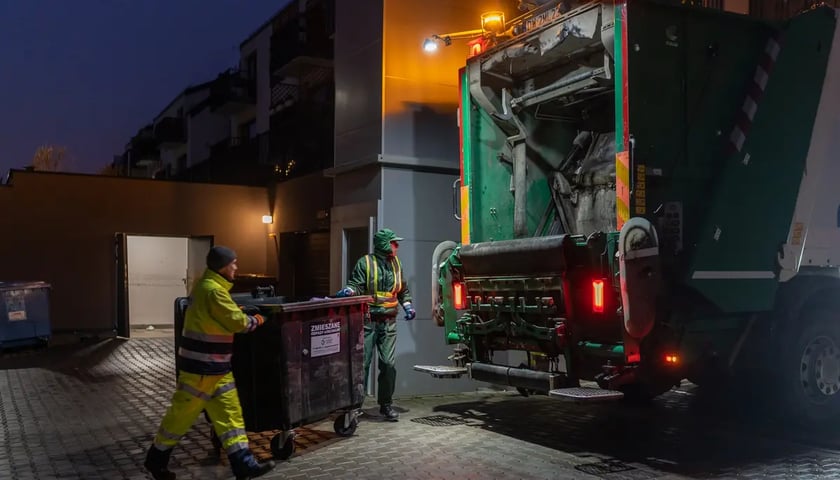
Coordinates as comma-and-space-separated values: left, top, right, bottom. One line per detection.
144, 246, 275, 480
337, 228, 415, 422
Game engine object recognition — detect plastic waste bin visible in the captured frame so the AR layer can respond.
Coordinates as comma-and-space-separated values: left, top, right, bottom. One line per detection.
0, 281, 51, 349
173, 294, 369, 460
173, 290, 285, 375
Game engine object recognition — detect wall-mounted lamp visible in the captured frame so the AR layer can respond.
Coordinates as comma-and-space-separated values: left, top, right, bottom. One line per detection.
262, 215, 273, 224
423, 37, 440, 52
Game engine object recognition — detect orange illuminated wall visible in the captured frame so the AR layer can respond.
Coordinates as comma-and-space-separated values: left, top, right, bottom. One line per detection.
724, 0, 749, 14
0, 170, 331, 332
380, 0, 512, 161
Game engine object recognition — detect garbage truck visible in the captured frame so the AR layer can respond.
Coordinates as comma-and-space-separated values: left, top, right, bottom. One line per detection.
415, 0, 840, 425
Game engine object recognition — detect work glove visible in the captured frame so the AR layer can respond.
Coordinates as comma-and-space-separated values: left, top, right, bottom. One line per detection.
402, 302, 416, 321
241, 305, 261, 316
335, 287, 354, 298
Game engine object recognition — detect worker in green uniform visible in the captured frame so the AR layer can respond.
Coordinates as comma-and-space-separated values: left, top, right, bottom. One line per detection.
144, 246, 276, 480
337, 228, 415, 421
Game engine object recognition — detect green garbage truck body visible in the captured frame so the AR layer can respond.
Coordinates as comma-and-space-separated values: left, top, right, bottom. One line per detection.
417, 0, 840, 423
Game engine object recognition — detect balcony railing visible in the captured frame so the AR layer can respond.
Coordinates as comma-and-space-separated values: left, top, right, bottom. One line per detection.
209, 136, 258, 163
269, 3, 334, 75
209, 69, 256, 115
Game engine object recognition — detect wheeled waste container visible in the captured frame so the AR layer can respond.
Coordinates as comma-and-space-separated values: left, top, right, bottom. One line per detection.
173, 290, 285, 375
0, 281, 51, 349
173, 294, 369, 460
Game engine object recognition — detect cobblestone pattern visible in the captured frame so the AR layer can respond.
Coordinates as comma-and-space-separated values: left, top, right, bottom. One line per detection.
1, 338, 840, 479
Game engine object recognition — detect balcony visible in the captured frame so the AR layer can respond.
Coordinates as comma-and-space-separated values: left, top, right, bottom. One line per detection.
268, 103, 333, 179
271, 44, 333, 78
174, 135, 273, 186
209, 69, 256, 116
154, 117, 186, 148
270, 3, 334, 78
129, 125, 159, 166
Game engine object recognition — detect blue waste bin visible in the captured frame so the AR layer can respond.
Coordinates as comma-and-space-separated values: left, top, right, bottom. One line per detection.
0, 281, 51, 349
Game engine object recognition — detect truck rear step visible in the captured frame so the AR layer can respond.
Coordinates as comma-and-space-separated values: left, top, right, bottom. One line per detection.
413, 365, 468, 378
549, 387, 624, 402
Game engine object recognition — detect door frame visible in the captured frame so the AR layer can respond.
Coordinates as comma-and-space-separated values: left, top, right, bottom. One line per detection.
114, 233, 214, 338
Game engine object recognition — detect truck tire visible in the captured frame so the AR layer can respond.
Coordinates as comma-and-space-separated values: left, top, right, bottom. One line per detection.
781, 306, 840, 425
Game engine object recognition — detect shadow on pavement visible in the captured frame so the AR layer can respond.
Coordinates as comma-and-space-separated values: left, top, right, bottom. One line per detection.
426, 386, 840, 478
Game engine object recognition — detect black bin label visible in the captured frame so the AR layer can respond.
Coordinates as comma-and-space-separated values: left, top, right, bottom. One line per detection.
310, 321, 341, 357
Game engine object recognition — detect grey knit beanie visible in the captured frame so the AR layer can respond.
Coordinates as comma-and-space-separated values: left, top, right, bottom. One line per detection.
207, 246, 237, 271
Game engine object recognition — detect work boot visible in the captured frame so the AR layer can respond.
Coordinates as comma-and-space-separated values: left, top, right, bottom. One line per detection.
144, 446, 176, 480
380, 404, 399, 422
229, 449, 276, 480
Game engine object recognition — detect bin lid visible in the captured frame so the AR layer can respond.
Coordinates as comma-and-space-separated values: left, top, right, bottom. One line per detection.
0, 281, 51, 291
262, 295, 373, 313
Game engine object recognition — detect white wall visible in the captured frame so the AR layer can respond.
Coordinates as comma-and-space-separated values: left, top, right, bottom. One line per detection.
187, 107, 232, 167
240, 25, 272, 136
127, 235, 189, 327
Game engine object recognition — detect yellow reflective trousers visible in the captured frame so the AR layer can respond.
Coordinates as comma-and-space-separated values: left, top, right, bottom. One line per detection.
152, 371, 249, 456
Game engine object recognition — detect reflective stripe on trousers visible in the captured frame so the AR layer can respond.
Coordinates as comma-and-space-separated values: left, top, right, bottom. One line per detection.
153, 371, 249, 455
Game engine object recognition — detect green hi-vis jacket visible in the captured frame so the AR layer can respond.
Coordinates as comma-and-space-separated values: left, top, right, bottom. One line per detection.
345, 252, 412, 317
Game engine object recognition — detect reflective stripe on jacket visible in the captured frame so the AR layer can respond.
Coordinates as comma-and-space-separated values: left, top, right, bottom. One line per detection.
366, 255, 402, 309
178, 269, 263, 375
345, 253, 412, 317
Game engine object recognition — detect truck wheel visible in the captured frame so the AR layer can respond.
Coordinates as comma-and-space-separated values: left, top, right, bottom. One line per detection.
782, 307, 840, 425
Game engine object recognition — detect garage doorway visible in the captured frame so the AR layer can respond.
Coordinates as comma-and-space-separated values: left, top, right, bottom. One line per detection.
115, 234, 212, 336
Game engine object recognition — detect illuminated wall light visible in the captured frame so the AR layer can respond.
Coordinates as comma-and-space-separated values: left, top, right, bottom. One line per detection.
262, 215, 273, 224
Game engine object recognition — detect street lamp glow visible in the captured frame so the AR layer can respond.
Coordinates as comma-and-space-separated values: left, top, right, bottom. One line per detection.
423, 38, 438, 53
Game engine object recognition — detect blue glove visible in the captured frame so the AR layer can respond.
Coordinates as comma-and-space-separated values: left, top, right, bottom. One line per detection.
403, 302, 416, 321
335, 287, 354, 298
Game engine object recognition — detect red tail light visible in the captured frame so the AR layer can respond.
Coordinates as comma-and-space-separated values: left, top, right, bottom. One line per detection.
453, 282, 466, 310
592, 279, 604, 313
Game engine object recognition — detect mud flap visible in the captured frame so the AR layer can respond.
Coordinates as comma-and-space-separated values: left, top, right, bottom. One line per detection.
618, 217, 662, 356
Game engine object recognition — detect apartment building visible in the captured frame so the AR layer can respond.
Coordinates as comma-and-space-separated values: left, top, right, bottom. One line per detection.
115, 0, 335, 187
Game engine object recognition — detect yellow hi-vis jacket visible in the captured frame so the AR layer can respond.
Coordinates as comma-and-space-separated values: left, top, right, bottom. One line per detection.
177, 269, 264, 375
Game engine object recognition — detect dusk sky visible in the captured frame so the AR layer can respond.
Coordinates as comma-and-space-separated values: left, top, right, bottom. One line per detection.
0, 0, 287, 176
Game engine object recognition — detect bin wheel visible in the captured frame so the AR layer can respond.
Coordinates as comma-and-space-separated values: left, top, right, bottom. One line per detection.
270, 432, 295, 460
333, 414, 358, 437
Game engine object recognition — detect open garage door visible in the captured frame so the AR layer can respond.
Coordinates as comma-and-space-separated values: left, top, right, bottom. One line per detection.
115, 234, 212, 336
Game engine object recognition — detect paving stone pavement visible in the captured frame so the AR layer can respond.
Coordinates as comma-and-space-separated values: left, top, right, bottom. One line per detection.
3, 336, 840, 479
